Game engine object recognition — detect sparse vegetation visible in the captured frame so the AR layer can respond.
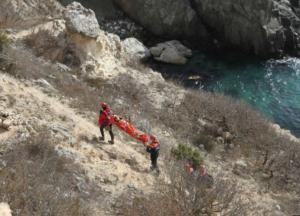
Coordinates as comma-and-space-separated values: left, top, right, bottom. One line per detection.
0, 132, 102, 216
118, 162, 243, 216
24, 29, 62, 61
0, 31, 10, 49
172, 144, 203, 168
193, 134, 214, 152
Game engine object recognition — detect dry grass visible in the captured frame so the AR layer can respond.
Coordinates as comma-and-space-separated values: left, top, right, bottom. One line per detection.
24, 29, 81, 66
24, 29, 63, 61
118, 160, 244, 216
0, 0, 62, 29
0, 44, 57, 79
0, 132, 103, 216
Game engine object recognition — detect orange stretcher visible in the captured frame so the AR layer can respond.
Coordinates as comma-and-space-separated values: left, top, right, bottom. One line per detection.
113, 115, 150, 144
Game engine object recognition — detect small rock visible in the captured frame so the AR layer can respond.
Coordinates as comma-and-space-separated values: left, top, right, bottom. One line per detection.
104, 175, 119, 185
216, 137, 224, 144
222, 131, 233, 143
56, 63, 71, 72
34, 79, 52, 89
232, 160, 250, 179
122, 37, 151, 60
276, 204, 281, 211
2, 119, 12, 130
107, 152, 118, 160
0, 202, 12, 216
217, 127, 223, 136
0, 160, 7, 172
127, 183, 136, 190
104, 188, 112, 193
0, 111, 9, 118
229, 143, 235, 149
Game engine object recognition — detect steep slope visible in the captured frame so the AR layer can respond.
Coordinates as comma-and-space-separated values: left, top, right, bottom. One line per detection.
0, 73, 160, 215
1, 1, 300, 215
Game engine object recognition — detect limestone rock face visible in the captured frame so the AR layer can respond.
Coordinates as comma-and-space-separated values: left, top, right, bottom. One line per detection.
63, 2, 101, 38
150, 40, 192, 65
0, 0, 62, 23
194, 0, 300, 56
122, 37, 151, 60
115, 0, 300, 57
114, 0, 207, 39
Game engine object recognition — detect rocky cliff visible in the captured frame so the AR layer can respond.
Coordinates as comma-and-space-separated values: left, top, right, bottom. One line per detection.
114, 0, 300, 57
113, 0, 207, 40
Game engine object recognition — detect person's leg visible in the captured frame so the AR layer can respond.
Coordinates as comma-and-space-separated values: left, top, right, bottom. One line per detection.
100, 124, 105, 141
108, 125, 114, 144
150, 149, 159, 171
153, 150, 159, 170
150, 151, 155, 170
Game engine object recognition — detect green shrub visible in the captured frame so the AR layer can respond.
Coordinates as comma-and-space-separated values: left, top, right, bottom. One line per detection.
171, 143, 203, 168
193, 134, 215, 152
0, 31, 10, 47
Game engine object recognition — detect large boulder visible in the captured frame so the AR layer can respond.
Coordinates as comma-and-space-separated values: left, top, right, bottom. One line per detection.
150, 40, 192, 65
194, 0, 300, 57
122, 37, 151, 60
113, 0, 208, 39
63, 2, 101, 38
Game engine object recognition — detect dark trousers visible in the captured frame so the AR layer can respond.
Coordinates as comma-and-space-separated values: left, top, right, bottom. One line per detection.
149, 148, 159, 169
100, 124, 114, 141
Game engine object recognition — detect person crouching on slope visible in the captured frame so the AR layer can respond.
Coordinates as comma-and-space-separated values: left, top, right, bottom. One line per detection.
146, 135, 160, 174
98, 102, 114, 144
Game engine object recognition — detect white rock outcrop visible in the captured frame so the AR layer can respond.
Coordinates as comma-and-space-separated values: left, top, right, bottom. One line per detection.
122, 37, 151, 60
0, 203, 12, 216
150, 40, 192, 65
63, 2, 101, 38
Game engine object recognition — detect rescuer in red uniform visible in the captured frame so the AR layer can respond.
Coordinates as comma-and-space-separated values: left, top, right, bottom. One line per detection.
98, 102, 114, 144
146, 135, 160, 173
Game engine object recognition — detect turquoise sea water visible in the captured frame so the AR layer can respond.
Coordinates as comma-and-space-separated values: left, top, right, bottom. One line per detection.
152, 53, 300, 137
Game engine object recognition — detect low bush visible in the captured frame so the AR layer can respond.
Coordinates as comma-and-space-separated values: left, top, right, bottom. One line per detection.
0, 132, 102, 216
193, 134, 214, 152
0, 31, 10, 49
171, 144, 203, 168
118, 161, 243, 216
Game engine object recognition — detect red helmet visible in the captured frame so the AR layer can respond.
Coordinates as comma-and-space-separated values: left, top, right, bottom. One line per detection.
100, 102, 107, 109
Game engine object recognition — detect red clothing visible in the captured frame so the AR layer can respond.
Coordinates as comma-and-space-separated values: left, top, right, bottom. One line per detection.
98, 107, 114, 126
185, 163, 194, 174
148, 136, 159, 149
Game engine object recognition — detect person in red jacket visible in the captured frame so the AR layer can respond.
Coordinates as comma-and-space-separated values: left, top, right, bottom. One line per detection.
98, 102, 114, 144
